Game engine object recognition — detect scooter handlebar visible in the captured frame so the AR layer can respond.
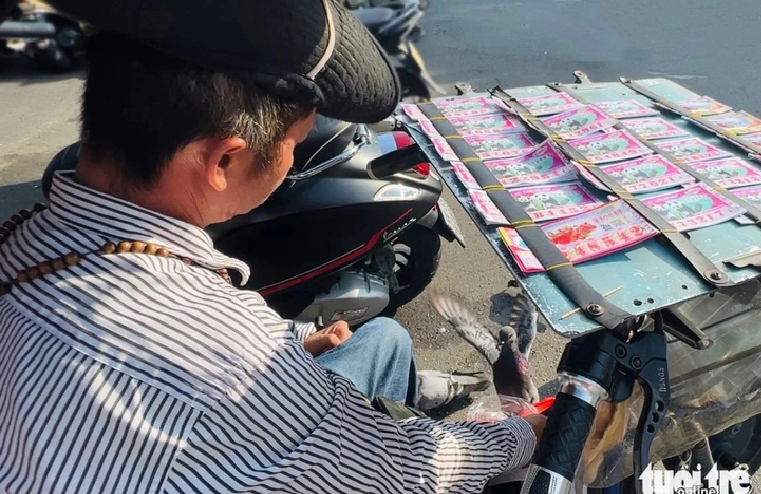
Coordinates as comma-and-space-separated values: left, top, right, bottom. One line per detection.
521, 391, 598, 494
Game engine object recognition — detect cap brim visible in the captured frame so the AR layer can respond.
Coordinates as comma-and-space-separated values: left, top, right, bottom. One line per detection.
45, 0, 401, 123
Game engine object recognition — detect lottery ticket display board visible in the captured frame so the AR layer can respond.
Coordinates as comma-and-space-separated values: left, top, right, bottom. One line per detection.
400, 73, 761, 336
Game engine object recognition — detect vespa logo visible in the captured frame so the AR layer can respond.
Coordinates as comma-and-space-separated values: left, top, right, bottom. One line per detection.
383, 217, 417, 242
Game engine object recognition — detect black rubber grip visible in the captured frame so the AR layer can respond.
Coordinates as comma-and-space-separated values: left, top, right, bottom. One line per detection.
533, 392, 597, 481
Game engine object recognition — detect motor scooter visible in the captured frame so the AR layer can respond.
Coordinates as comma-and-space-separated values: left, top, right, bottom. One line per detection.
0, 1, 86, 72
351, 2, 444, 101
42, 113, 465, 327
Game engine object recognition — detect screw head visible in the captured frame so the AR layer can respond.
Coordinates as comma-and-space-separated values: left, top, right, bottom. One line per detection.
615, 345, 627, 358
586, 304, 604, 316
631, 356, 643, 369
708, 271, 724, 282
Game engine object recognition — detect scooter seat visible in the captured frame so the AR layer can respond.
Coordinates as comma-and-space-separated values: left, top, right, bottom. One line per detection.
352, 8, 395, 31
292, 114, 358, 172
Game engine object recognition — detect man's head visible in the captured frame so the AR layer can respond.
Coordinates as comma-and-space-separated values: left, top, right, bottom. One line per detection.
46, 0, 401, 227
76, 33, 316, 226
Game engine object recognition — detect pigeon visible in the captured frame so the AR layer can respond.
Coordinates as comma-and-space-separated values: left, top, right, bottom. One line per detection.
430, 285, 540, 404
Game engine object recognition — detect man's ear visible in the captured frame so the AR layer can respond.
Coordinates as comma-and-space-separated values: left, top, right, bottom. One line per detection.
206, 137, 248, 192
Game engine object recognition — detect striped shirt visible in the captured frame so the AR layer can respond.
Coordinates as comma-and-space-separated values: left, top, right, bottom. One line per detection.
0, 172, 535, 494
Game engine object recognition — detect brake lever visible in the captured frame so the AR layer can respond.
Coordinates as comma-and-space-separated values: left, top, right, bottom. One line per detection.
630, 334, 670, 494
525, 314, 669, 494
604, 317, 670, 494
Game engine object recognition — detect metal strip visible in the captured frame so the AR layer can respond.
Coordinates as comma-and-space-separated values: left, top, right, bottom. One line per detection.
490, 86, 733, 288
416, 102, 633, 330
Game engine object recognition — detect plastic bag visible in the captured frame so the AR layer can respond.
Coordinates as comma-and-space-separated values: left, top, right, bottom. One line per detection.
466, 395, 539, 423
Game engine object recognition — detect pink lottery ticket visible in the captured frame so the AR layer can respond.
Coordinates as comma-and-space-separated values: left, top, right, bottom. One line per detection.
731, 185, 761, 206
674, 96, 732, 116
569, 130, 654, 164
688, 157, 761, 189
429, 136, 458, 161
419, 113, 526, 137
621, 117, 690, 140
572, 161, 612, 192
448, 114, 527, 135
509, 182, 603, 222
469, 190, 509, 225
451, 162, 480, 189
452, 144, 575, 190
593, 100, 660, 119
498, 200, 658, 274
430, 132, 538, 161
641, 183, 746, 231
401, 103, 425, 121
432, 95, 510, 117
600, 155, 696, 193
516, 92, 583, 116
740, 132, 761, 148
654, 137, 732, 164
541, 105, 617, 139
731, 185, 761, 225
466, 132, 538, 160
469, 182, 601, 225
705, 111, 761, 135
484, 141, 576, 187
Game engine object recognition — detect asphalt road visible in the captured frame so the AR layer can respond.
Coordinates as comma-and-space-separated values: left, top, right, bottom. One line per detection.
1, 0, 761, 481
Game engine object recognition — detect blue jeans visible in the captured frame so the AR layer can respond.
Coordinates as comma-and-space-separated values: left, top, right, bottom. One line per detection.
316, 317, 419, 407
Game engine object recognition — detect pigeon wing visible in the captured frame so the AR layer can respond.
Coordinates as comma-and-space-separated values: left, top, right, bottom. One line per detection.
430, 291, 501, 364
507, 291, 538, 359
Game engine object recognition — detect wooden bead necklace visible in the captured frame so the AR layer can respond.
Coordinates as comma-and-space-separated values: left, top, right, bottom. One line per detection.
0, 203, 231, 297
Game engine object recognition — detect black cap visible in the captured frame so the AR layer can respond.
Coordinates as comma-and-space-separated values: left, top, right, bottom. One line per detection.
45, 0, 402, 123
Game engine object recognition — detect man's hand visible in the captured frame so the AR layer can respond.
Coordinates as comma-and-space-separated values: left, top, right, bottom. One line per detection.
523, 414, 547, 443
303, 321, 352, 357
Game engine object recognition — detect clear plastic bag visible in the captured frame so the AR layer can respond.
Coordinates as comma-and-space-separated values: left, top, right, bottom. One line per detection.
466, 395, 539, 422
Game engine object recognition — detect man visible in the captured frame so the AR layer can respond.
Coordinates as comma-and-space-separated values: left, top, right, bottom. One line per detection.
0, 0, 544, 493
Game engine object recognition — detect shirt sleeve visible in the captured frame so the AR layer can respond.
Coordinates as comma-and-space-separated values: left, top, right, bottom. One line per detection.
167, 338, 536, 494
287, 319, 318, 342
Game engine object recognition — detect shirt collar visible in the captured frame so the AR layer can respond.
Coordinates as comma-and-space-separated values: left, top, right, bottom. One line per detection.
49, 171, 251, 284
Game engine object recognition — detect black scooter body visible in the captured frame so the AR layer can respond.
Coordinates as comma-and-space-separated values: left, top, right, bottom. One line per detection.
42, 116, 458, 320
208, 125, 443, 296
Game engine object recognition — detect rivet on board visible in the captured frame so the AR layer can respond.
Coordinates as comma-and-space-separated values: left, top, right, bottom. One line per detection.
64, 253, 80, 266
144, 244, 158, 255
10, 214, 24, 225
131, 242, 146, 253
52, 258, 66, 271
101, 242, 117, 254
19, 209, 33, 220
708, 271, 724, 282
156, 247, 170, 258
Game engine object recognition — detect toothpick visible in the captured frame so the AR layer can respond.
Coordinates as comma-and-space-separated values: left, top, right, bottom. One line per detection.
560, 286, 624, 320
